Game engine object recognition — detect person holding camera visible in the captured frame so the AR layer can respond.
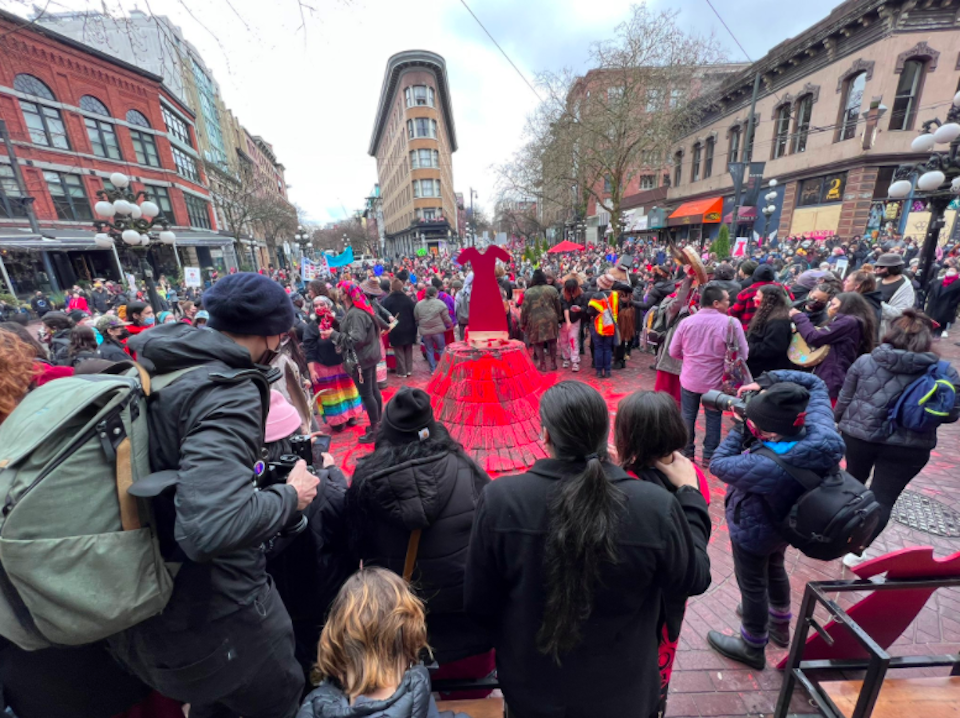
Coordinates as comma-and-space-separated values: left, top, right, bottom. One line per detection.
109, 273, 320, 718
706, 371, 845, 670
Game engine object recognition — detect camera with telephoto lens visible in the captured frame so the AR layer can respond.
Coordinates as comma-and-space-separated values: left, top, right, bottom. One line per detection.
259, 434, 315, 538
701, 389, 758, 419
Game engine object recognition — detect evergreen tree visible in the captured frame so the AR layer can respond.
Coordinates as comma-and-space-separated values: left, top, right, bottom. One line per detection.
712, 224, 731, 259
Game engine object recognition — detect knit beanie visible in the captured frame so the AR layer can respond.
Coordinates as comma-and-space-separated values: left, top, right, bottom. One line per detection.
753, 264, 776, 283
381, 387, 437, 444
745, 382, 810, 437
202, 272, 294, 336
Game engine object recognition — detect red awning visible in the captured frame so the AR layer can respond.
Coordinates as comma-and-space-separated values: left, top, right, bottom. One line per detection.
667, 197, 723, 227
723, 206, 757, 224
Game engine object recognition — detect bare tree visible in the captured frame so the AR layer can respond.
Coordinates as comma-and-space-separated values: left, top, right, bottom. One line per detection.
205, 159, 272, 264
498, 4, 725, 242
253, 193, 298, 265
493, 194, 546, 245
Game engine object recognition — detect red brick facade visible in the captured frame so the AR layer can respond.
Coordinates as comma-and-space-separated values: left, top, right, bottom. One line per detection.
0, 14, 214, 232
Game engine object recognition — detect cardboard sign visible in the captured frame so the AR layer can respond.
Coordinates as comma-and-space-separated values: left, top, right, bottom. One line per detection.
732, 237, 749, 258
184, 267, 202, 288
834, 258, 849, 277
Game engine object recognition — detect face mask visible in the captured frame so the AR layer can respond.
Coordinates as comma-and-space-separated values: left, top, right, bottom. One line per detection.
806, 300, 826, 312
258, 336, 282, 365
143, 316, 156, 326
118, 329, 131, 340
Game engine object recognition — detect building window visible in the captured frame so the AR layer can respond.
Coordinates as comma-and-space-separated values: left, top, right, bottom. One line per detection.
743, 121, 756, 161
79, 95, 111, 116
126, 109, 151, 127
192, 60, 227, 165
793, 95, 813, 153
0, 165, 27, 219
161, 105, 192, 146
673, 151, 682, 187
407, 118, 438, 139
645, 89, 662, 112
145, 185, 173, 220
405, 85, 435, 107
131, 130, 161, 167
669, 89, 682, 108
704, 136, 715, 178
607, 86, 624, 102
838, 72, 866, 141
604, 175, 612, 193
640, 175, 655, 190
417, 208, 439, 221
413, 179, 441, 198
44, 171, 93, 221
171, 147, 200, 183
410, 148, 439, 169
691, 143, 702, 182
773, 104, 791, 159
85, 117, 122, 160
14, 74, 69, 149
641, 149, 661, 165
184, 194, 211, 228
728, 127, 741, 164
889, 60, 924, 131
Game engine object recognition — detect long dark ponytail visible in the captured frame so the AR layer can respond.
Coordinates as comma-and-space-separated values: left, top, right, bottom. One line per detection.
536, 381, 625, 664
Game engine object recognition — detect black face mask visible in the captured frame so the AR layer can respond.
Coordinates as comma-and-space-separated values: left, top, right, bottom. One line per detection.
258, 336, 282, 365
117, 329, 131, 340
806, 300, 826, 313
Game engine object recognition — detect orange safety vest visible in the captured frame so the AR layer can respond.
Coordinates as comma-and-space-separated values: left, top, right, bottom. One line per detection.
588, 291, 619, 337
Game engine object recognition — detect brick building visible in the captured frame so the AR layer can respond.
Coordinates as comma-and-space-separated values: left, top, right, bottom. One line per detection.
0, 9, 234, 296
369, 50, 459, 257
655, 0, 960, 248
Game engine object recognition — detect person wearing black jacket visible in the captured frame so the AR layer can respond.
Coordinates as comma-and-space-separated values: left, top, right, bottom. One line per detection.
30, 291, 51, 318
347, 388, 493, 666
465, 382, 710, 718
89, 283, 109, 314
746, 285, 794, 377
95, 314, 131, 363
107, 273, 319, 718
380, 280, 417, 377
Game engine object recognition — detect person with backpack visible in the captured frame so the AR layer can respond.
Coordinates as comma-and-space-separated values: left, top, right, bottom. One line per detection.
39, 311, 74, 366
835, 309, 960, 565
707, 371, 845, 669
107, 272, 320, 718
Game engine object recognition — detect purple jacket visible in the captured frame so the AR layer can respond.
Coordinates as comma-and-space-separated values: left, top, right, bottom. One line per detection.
439, 291, 456, 324
792, 312, 862, 398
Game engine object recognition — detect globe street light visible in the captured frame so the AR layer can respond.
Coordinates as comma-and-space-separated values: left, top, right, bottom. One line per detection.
92, 171, 174, 310
294, 225, 311, 261
887, 90, 960, 302
759, 180, 778, 247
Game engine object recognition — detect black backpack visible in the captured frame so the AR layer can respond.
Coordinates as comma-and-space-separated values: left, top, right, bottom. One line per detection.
754, 447, 881, 561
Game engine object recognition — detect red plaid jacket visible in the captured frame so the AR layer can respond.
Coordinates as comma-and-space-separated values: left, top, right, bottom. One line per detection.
729, 281, 794, 329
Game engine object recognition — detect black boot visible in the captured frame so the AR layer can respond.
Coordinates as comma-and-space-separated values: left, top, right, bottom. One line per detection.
358, 422, 379, 445
707, 630, 766, 670
736, 604, 790, 648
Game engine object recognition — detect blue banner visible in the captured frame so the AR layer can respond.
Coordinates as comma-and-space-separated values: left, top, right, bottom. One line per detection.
324, 246, 354, 268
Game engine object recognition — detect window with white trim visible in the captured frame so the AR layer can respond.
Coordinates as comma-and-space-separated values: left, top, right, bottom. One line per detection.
146, 185, 173, 219
640, 175, 655, 190
184, 194, 211, 229
410, 148, 439, 169
0, 165, 27, 218
405, 85, 435, 107
131, 130, 160, 167
171, 147, 200, 183
14, 74, 69, 149
407, 118, 438, 139
413, 179, 441, 198
161, 105, 192, 146
44, 171, 93, 221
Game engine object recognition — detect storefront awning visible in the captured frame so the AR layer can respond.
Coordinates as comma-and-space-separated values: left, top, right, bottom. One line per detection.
667, 197, 723, 227
723, 206, 757, 224
175, 232, 236, 248
0, 232, 105, 252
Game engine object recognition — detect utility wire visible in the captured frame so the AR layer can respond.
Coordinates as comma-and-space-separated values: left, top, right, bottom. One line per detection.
458, 0, 543, 103
704, 0, 753, 63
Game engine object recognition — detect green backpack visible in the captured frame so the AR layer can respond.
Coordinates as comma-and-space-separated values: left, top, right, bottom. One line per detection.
0, 364, 197, 650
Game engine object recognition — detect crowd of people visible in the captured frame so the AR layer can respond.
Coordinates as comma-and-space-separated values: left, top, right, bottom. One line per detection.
0, 229, 958, 718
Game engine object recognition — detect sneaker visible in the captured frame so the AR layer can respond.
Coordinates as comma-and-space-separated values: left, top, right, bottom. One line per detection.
562, 361, 570, 369
842, 552, 863, 568
572, 364, 580, 373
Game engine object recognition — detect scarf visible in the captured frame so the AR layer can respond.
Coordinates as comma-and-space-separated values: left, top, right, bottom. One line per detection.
944, 274, 959, 288
314, 297, 335, 331
338, 281, 374, 316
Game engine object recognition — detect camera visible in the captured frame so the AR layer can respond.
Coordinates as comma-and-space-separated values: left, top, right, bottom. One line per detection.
701, 389, 758, 419
259, 434, 318, 538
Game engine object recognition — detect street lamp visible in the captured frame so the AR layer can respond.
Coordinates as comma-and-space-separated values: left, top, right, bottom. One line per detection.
887, 90, 960, 301
294, 225, 311, 260
759, 179, 778, 246
93, 171, 174, 310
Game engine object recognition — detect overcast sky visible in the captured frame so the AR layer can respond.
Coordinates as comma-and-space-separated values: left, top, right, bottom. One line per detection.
26, 0, 839, 222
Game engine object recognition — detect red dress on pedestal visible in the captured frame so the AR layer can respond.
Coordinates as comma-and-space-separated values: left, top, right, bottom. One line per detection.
458, 246, 510, 334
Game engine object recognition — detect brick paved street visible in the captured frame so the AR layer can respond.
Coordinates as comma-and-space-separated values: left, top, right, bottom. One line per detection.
330, 338, 960, 717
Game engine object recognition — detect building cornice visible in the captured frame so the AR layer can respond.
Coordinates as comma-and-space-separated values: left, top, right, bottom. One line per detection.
369, 50, 457, 156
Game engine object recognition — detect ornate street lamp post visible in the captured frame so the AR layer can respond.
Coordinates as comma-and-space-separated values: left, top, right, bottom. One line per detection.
294, 225, 311, 262
886, 91, 960, 304
759, 180, 778, 248
92, 172, 175, 311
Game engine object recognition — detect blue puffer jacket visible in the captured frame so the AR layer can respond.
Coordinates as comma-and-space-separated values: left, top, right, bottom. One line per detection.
711, 370, 846, 555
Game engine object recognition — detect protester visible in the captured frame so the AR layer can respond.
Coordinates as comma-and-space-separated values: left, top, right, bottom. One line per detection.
876, 253, 915, 335
30, 290, 51, 317
298, 567, 462, 718
124, 300, 155, 335
654, 273, 697, 405
96, 315, 131, 362
66, 325, 100, 368
465, 381, 711, 718
729, 264, 781, 330
835, 310, 960, 561
586, 275, 619, 379
347, 388, 492, 668
708, 371, 845, 669
669, 284, 747, 469
521, 269, 563, 371
40, 311, 74, 366
790, 293, 877, 400
323, 280, 383, 444
108, 272, 319, 718
304, 297, 364, 432
926, 264, 960, 338
66, 287, 89, 313
380, 278, 417, 377
559, 277, 584, 372
745, 285, 794, 378
414, 285, 454, 373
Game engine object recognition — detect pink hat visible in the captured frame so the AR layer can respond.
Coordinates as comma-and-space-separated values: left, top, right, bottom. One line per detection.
265, 390, 302, 442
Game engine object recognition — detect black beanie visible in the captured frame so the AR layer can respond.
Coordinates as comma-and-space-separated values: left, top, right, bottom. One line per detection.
202, 272, 295, 336
381, 388, 437, 444
745, 382, 810, 437
753, 264, 776, 283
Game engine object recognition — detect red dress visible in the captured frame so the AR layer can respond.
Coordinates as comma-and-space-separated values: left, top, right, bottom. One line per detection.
457, 246, 511, 334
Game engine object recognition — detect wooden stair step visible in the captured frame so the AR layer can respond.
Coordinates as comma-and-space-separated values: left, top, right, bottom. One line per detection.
822, 676, 960, 718
435, 697, 505, 718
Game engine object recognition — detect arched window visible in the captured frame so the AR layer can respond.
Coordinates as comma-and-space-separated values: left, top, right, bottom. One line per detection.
80, 95, 111, 116
889, 59, 925, 131
126, 109, 151, 127
728, 126, 741, 163
14, 74, 55, 100
14, 74, 69, 149
772, 104, 791, 159
792, 95, 813, 153
743, 120, 756, 162
703, 136, 715, 178
838, 72, 866, 141
691, 142, 702, 183
80, 96, 122, 160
